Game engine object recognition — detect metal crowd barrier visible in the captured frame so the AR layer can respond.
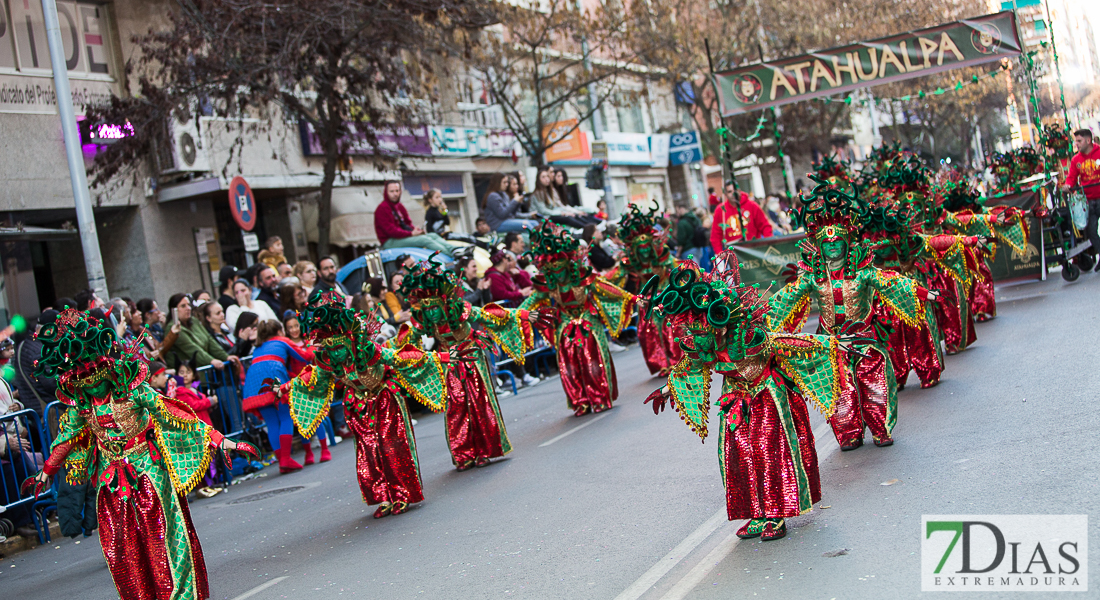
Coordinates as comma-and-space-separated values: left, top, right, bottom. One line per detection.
0, 407, 50, 541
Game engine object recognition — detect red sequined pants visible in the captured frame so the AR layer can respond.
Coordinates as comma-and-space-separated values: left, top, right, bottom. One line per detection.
969, 258, 996, 319
98, 474, 209, 600
347, 387, 424, 506
886, 310, 943, 388
638, 318, 683, 375
828, 348, 893, 445
722, 386, 821, 520
445, 360, 507, 466
928, 266, 976, 353
557, 318, 617, 412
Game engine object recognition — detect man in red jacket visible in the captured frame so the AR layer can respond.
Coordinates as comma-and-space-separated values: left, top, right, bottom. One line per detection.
1065, 128, 1100, 271
711, 182, 772, 254
373, 181, 455, 255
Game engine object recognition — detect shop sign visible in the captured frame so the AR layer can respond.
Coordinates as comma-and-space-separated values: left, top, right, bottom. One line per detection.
650, 134, 670, 168
604, 132, 651, 166
544, 119, 589, 162
299, 121, 431, 157
714, 11, 1021, 116
429, 126, 515, 157
669, 131, 703, 165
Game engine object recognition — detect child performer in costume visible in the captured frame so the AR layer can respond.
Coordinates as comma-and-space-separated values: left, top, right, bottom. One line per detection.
641, 256, 847, 541
25, 309, 257, 600
768, 176, 938, 450
277, 291, 461, 518
394, 258, 551, 470
606, 203, 683, 376
520, 220, 637, 416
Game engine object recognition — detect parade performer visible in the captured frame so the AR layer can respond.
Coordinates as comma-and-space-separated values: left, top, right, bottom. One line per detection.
606, 203, 682, 376
641, 256, 846, 541
939, 175, 1031, 322
278, 291, 458, 518
520, 220, 637, 416
768, 176, 935, 450
393, 258, 549, 470
24, 309, 256, 600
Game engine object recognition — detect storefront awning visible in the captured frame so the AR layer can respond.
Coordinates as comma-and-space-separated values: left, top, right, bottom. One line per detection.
0, 226, 79, 241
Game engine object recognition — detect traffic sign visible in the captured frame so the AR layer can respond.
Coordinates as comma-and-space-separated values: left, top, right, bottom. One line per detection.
228, 176, 257, 231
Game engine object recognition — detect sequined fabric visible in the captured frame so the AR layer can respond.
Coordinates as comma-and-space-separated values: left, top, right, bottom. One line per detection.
880, 301, 943, 389
927, 264, 976, 353
556, 317, 615, 411
637, 318, 682, 375
346, 386, 424, 506
968, 258, 997, 319
828, 348, 894, 444
444, 359, 509, 465
719, 377, 821, 520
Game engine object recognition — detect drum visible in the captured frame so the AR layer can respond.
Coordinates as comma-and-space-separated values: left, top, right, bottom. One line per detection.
1068, 190, 1088, 230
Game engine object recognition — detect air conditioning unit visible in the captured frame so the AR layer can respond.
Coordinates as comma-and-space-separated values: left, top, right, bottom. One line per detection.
164, 107, 210, 173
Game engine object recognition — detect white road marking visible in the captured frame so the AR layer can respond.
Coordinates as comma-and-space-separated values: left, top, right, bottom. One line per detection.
230, 576, 289, 600
538, 413, 611, 447
618, 421, 838, 600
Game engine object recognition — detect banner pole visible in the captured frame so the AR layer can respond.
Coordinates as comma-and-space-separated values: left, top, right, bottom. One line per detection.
705, 38, 745, 238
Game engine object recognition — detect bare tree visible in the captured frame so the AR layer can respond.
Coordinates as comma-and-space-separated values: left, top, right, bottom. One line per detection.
86, 0, 493, 257
472, 0, 646, 166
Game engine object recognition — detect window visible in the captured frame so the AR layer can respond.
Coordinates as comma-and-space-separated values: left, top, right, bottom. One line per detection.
0, 0, 114, 79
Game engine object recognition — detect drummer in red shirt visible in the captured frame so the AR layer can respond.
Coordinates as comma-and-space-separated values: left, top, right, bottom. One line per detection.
711, 182, 772, 254
1065, 128, 1100, 270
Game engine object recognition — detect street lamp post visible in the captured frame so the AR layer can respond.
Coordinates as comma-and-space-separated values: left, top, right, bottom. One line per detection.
40, 0, 109, 299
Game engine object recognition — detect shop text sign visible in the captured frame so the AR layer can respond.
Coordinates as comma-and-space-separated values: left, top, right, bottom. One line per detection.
922, 515, 1086, 592
714, 11, 1021, 116
429, 126, 515, 157
0, 73, 114, 115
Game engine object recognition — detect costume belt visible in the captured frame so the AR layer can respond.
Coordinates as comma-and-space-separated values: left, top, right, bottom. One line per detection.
97, 425, 160, 500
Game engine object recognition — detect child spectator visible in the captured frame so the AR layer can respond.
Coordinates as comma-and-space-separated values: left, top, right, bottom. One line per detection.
258, 236, 287, 269
172, 360, 218, 427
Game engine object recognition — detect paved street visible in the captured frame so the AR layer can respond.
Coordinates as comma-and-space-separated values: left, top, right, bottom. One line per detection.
1, 273, 1098, 599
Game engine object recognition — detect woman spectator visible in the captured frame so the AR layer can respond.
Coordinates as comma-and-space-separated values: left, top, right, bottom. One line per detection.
136, 298, 166, 342
292, 261, 318, 296
241, 320, 327, 473
383, 272, 412, 324
458, 256, 492, 306
554, 168, 582, 207
530, 167, 592, 229
199, 301, 234, 354
582, 224, 617, 271
192, 289, 213, 306
484, 250, 531, 305
164, 293, 230, 370
229, 312, 259, 358
278, 283, 308, 317
481, 173, 538, 233
283, 312, 305, 346
226, 280, 278, 330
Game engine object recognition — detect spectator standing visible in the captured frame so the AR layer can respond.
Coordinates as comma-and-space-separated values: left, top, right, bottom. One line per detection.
257, 236, 287, 270
284, 313, 305, 346
1066, 128, 1100, 270
164, 293, 230, 370
12, 310, 59, 415
199, 302, 235, 353
192, 290, 213, 306
278, 283, 308, 316
374, 180, 455, 255
216, 265, 240, 312
226, 280, 278, 330
313, 256, 350, 297
254, 265, 282, 315
674, 203, 705, 260
711, 183, 772, 254
292, 261, 318, 296
582, 225, 617, 271
136, 298, 166, 342
384, 272, 412, 324
229, 312, 260, 357
484, 250, 532, 305
482, 174, 539, 233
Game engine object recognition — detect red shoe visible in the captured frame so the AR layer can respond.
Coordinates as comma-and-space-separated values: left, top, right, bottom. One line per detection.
373, 503, 392, 519
456, 460, 475, 471
873, 436, 894, 447
574, 405, 590, 417
736, 519, 766, 539
302, 442, 315, 466
278, 435, 303, 473
475, 457, 490, 468
761, 519, 787, 541
319, 438, 331, 463
839, 438, 863, 451
390, 501, 410, 515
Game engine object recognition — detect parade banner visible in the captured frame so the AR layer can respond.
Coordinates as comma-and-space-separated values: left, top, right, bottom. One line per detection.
985, 191, 1043, 281
714, 11, 1021, 116
732, 233, 807, 289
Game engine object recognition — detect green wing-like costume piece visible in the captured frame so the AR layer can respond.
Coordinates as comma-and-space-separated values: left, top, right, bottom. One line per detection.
591, 277, 637, 337
385, 344, 450, 413
769, 333, 844, 418
866, 268, 925, 328
288, 365, 336, 439
472, 304, 535, 364
666, 357, 713, 440
767, 272, 814, 333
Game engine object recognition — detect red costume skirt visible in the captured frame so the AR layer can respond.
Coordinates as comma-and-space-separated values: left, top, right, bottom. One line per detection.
346, 386, 424, 506
828, 347, 894, 445
720, 381, 821, 520
969, 257, 996, 320
928, 265, 976, 353
881, 303, 943, 389
638, 318, 683, 376
444, 359, 510, 466
556, 318, 617, 412
98, 473, 209, 600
